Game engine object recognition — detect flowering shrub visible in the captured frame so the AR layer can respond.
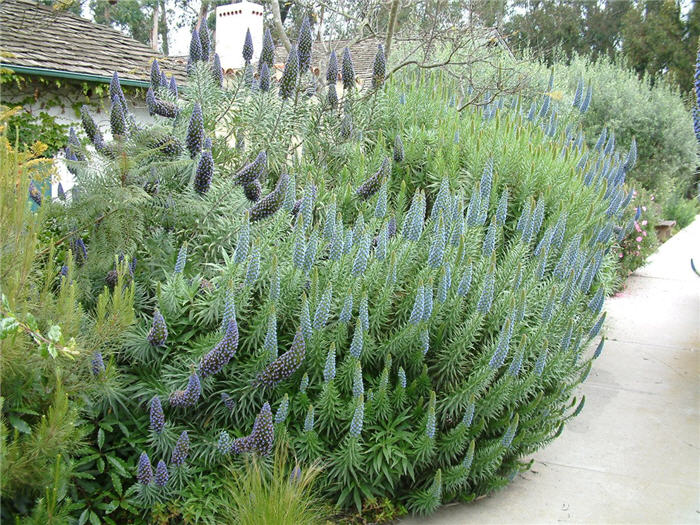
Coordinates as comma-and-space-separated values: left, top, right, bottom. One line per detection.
36, 20, 635, 521
614, 188, 661, 279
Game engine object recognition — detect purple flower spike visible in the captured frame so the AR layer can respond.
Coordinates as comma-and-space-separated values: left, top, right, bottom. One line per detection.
254, 330, 305, 387
171, 430, 190, 465
147, 309, 168, 346
137, 452, 153, 485
199, 318, 239, 377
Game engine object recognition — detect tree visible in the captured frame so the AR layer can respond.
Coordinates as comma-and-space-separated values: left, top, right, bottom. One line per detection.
91, 0, 170, 53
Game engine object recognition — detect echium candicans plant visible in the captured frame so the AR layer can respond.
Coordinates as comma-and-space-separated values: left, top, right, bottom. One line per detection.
54, 48, 633, 518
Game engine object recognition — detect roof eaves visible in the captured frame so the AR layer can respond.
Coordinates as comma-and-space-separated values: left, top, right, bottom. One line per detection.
0, 63, 150, 87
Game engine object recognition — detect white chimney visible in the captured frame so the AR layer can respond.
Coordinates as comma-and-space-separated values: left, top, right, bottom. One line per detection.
215, 1, 264, 71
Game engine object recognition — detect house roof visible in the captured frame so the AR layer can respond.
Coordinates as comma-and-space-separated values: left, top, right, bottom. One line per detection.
0, 0, 187, 87
273, 38, 381, 86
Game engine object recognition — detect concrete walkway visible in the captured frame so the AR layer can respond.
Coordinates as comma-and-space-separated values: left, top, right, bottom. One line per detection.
404, 217, 700, 524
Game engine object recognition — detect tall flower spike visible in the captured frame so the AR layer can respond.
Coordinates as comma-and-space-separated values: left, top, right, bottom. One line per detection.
275, 394, 289, 424
154, 460, 168, 487
375, 181, 388, 219
110, 72, 127, 113
398, 367, 406, 388
352, 361, 364, 398
146, 88, 179, 118
235, 150, 267, 185
213, 53, 224, 86
259, 62, 271, 92
150, 396, 165, 433
150, 59, 161, 89
356, 157, 389, 200
352, 230, 370, 275
437, 264, 451, 303
350, 318, 363, 359
242, 28, 254, 63
349, 398, 364, 437
254, 331, 306, 386
457, 262, 473, 297
393, 133, 404, 162
263, 309, 278, 361
339, 289, 353, 323
260, 28, 275, 70
327, 83, 338, 108
186, 103, 204, 158
476, 264, 495, 314
249, 402, 275, 456
250, 173, 289, 222
299, 373, 309, 393
235, 217, 250, 264
169, 75, 178, 98
160, 71, 168, 87
496, 188, 508, 225
174, 245, 187, 274
303, 230, 318, 274
409, 283, 425, 324
324, 344, 336, 382
200, 317, 239, 377
171, 430, 190, 465
359, 292, 369, 332
91, 351, 105, 376
326, 50, 338, 83
279, 45, 299, 100
80, 105, 101, 144
218, 431, 232, 454
297, 17, 313, 71
372, 44, 386, 89
194, 148, 214, 194
199, 25, 210, 61
137, 452, 153, 485
423, 282, 433, 321
304, 405, 315, 432
189, 28, 202, 64
342, 46, 355, 91
170, 372, 201, 407
313, 285, 333, 330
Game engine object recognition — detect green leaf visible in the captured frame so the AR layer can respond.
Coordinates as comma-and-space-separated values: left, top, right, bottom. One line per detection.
104, 501, 118, 515
97, 428, 105, 450
110, 471, 123, 496
9, 415, 31, 434
89, 510, 100, 525
0, 317, 19, 338
47, 324, 62, 342
78, 508, 89, 525
106, 455, 128, 477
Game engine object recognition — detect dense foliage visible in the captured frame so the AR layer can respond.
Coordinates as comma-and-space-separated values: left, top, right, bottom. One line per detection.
515, 52, 696, 225
4, 22, 637, 522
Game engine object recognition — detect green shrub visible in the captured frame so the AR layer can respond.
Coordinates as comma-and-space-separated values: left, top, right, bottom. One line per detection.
516, 52, 696, 199
36, 31, 634, 520
663, 192, 699, 229
612, 188, 661, 280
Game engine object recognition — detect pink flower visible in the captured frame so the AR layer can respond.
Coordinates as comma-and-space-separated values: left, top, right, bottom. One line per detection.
641, 220, 647, 226
618, 253, 623, 258
643, 231, 647, 237
650, 195, 654, 201
642, 206, 647, 212
636, 236, 642, 242
634, 222, 642, 232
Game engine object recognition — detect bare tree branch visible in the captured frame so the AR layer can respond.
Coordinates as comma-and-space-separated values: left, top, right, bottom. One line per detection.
384, 0, 400, 59
269, 0, 292, 52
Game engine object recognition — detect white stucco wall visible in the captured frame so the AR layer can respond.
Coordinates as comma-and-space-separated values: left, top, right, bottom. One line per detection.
1, 78, 154, 200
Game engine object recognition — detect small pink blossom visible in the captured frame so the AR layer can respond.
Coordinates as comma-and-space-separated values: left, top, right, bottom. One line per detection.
650, 195, 654, 201
641, 220, 648, 226
634, 222, 642, 232
618, 253, 623, 258
643, 231, 647, 237
642, 206, 647, 212
636, 236, 642, 242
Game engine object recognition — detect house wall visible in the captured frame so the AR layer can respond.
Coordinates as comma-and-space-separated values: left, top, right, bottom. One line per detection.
1, 76, 153, 199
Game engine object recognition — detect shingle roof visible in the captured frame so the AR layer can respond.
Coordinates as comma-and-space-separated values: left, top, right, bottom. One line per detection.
0, 0, 187, 86
274, 38, 381, 86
